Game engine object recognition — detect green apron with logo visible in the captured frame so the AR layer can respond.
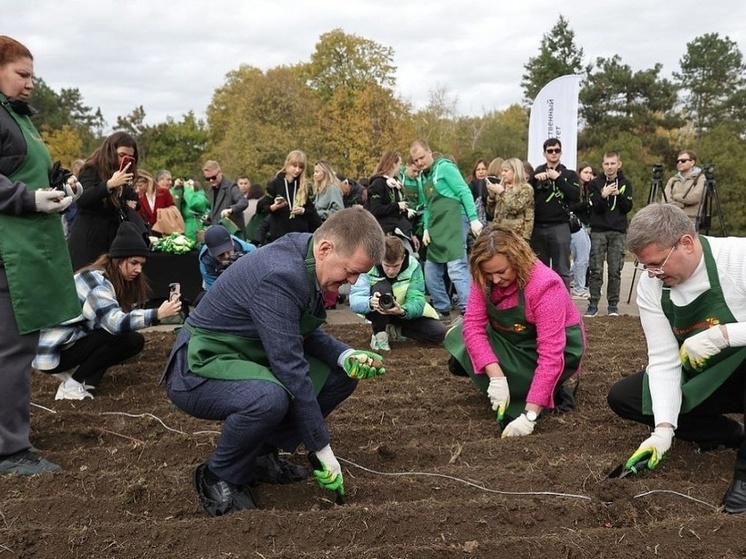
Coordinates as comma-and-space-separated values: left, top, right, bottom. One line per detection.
186, 239, 331, 396
643, 236, 746, 414
422, 163, 464, 263
0, 94, 80, 333
444, 288, 584, 419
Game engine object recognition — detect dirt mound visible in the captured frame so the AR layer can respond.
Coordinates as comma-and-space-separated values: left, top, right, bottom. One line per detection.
3, 317, 745, 558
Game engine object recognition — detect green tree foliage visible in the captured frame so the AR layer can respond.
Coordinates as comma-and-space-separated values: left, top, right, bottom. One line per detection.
673, 33, 746, 138
30, 78, 104, 155
318, 84, 414, 178
579, 55, 680, 154
205, 64, 319, 184
695, 124, 746, 235
303, 28, 396, 101
116, 107, 208, 179
521, 15, 589, 104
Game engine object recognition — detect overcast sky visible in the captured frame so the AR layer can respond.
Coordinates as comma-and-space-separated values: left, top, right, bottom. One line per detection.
9, 0, 746, 128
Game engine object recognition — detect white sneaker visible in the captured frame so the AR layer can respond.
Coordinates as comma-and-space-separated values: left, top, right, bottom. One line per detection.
370, 332, 391, 352
55, 380, 93, 401
571, 289, 590, 300
386, 324, 407, 342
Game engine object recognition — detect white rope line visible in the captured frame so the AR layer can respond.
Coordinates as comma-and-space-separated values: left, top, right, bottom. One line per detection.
30, 402, 57, 414
96, 411, 720, 509
101, 411, 220, 435
338, 456, 591, 500
632, 489, 718, 510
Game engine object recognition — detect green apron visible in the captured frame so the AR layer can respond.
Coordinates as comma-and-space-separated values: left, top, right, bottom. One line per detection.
0, 94, 80, 333
643, 236, 746, 414
186, 239, 330, 396
422, 168, 464, 263
444, 288, 584, 420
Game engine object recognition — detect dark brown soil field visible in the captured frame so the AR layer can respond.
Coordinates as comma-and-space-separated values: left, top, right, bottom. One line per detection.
3, 317, 746, 558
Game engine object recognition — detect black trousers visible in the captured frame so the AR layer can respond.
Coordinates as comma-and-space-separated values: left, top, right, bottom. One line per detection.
607, 365, 746, 477
365, 312, 446, 343
46, 330, 145, 387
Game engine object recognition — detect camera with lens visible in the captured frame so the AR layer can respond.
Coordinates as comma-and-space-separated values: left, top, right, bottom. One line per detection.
703, 164, 716, 181
536, 179, 554, 191
378, 293, 395, 310
652, 164, 664, 181
216, 251, 244, 274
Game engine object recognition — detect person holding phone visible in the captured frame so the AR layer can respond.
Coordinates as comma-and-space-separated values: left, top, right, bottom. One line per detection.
67, 131, 147, 270
34, 222, 182, 400
257, 150, 321, 243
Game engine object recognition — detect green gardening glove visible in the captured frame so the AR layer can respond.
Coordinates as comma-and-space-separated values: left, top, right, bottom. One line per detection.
624, 427, 674, 472
343, 350, 386, 379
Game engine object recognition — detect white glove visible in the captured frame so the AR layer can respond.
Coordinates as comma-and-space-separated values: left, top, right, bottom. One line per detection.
63, 178, 83, 203
422, 229, 431, 246
487, 376, 510, 421
626, 426, 674, 470
313, 444, 344, 493
501, 413, 536, 438
35, 190, 72, 214
406, 208, 417, 220
680, 326, 729, 371
470, 219, 483, 238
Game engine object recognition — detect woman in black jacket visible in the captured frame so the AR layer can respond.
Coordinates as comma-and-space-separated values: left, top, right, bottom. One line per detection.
257, 149, 321, 243
67, 131, 144, 270
367, 151, 416, 254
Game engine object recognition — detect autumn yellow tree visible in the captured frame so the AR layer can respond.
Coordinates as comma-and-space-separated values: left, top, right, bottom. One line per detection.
41, 124, 83, 169
205, 65, 320, 184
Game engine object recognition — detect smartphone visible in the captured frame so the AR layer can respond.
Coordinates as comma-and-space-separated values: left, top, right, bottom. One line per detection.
119, 155, 136, 172
168, 282, 181, 302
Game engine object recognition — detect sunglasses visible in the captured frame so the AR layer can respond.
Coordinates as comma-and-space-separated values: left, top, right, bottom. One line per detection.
676, 158, 691, 164
204, 173, 220, 182
545, 148, 561, 154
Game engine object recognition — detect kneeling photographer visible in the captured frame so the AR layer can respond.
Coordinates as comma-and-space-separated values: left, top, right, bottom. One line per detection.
198, 225, 255, 295
350, 236, 446, 351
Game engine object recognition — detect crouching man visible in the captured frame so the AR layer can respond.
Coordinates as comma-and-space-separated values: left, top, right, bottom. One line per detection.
160, 207, 387, 516
608, 204, 746, 513
350, 235, 446, 351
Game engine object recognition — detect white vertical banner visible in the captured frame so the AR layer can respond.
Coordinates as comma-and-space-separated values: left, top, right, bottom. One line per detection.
527, 74, 582, 171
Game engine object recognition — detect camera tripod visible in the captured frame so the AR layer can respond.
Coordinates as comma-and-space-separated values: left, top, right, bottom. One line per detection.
625, 163, 726, 304
694, 164, 727, 237
626, 165, 665, 303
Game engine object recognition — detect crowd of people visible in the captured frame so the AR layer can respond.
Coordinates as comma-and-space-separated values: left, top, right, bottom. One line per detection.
4, 33, 746, 519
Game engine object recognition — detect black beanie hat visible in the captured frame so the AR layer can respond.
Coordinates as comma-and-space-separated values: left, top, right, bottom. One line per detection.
109, 222, 149, 258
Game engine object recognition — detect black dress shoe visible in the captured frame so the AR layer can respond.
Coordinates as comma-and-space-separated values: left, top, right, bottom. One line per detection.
252, 450, 308, 485
722, 478, 746, 513
193, 463, 257, 517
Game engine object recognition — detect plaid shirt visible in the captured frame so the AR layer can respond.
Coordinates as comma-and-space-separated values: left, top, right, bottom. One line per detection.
33, 269, 158, 370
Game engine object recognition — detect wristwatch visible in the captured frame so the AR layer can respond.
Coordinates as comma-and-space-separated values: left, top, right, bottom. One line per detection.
523, 409, 538, 422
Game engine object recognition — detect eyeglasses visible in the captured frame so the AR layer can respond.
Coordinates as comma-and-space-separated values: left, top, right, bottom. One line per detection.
204, 173, 220, 182
676, 158, 691, 164
634, 243, 678, 276
545, 148, 561, 154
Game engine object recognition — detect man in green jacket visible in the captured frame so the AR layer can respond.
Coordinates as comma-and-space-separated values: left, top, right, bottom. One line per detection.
409, 140, 482, 321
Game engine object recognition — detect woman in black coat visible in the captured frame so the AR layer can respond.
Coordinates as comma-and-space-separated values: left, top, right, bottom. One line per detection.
67, 132, 145, 270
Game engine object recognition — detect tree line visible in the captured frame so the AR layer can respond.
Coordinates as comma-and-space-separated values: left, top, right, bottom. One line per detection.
32, 20, 746, 234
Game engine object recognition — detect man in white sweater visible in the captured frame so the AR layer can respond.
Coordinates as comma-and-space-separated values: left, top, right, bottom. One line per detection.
608, 203, 746, 513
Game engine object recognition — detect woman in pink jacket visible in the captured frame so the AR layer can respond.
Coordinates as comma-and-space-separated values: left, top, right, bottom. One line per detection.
444, 224, 585, 438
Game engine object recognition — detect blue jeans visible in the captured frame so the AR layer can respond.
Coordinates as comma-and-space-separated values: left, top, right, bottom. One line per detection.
570, 228, 591, 290
424, 216, 471, 314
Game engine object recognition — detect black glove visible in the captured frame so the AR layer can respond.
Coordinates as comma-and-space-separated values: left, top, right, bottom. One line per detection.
49, 161, 73, 191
